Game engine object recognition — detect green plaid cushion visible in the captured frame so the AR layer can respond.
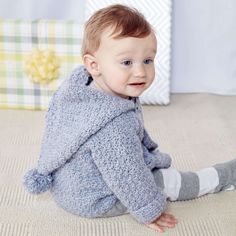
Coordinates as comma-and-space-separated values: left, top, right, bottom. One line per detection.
0, 20, 83, 110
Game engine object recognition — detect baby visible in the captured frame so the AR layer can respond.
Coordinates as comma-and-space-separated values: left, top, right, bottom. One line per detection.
23, 4, 236, 233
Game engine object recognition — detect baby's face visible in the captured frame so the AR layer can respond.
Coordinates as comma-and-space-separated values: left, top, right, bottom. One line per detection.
93, 27, 157, 99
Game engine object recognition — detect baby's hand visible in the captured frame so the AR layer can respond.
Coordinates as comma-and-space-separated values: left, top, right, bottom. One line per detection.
146, 212, 178, 233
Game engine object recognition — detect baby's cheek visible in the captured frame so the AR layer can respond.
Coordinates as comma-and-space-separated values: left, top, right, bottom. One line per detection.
149, 70, 156, 82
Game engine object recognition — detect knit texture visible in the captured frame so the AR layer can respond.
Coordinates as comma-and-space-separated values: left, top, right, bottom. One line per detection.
22, 65, 172, 224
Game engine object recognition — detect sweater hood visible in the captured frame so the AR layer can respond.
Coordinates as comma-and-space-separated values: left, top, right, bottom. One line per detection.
39, 65, 138, 175
23, 65, 138, 194
23, 66, 139, 194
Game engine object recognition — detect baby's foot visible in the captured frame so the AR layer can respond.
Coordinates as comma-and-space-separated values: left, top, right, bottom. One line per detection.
213, 159, 236, 192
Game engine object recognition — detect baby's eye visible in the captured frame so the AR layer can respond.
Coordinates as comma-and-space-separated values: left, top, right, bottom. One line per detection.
121, 60, 133, 66
143, 59, 153, 64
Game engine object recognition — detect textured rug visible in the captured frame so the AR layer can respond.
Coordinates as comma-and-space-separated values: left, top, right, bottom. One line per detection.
0, 93, 235, 236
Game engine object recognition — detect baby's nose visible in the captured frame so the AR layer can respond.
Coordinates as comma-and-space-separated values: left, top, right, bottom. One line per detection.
133, 64, 146, 78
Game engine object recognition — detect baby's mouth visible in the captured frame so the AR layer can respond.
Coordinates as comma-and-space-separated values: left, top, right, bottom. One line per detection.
129, 82, 146, 85
128, 82, 146, 88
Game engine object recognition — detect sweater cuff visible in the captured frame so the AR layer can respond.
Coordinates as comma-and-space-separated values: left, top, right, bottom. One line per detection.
129, 192, 167, 224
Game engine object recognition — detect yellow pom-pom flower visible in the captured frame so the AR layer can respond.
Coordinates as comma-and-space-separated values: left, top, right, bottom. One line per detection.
24, 48, 60, 84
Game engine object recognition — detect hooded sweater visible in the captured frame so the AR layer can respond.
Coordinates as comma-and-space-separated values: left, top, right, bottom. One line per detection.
23, 65, 172, 225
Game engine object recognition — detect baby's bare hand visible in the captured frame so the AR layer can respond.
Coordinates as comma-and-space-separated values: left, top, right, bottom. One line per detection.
146, 212, 178, 233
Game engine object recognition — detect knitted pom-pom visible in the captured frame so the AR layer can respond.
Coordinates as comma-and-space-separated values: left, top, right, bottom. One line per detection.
22, 168, 53, 194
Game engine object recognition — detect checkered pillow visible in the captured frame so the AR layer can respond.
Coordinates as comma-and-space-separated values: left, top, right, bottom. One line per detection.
0, 20, 83, 110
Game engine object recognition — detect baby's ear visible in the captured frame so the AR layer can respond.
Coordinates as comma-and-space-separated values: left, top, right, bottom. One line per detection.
83, 54, 101, 77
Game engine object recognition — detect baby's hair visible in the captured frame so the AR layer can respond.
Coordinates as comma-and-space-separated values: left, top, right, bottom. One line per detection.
81, 4, 153, 56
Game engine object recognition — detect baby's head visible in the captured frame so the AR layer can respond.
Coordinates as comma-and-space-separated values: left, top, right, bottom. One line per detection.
82, 4, 157, 99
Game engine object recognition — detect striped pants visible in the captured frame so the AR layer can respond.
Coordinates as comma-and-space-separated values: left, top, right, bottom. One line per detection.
98, 161, 235, 217
152, 167, 228, 201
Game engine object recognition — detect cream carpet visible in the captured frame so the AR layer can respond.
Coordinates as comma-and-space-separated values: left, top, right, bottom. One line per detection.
0, 93, 236, 236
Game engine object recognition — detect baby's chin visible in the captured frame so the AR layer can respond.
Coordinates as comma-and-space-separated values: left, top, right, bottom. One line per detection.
123, 91, 145, 99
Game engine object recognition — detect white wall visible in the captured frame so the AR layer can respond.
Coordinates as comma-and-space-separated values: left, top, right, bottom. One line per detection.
0, 0, 85, 22
171, 0, 236, 95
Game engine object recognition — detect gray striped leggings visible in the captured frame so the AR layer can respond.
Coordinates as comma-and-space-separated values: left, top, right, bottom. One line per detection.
98, 162, 235, 218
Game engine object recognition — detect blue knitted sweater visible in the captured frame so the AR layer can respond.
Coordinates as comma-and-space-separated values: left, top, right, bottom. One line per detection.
23, 65, 172, 224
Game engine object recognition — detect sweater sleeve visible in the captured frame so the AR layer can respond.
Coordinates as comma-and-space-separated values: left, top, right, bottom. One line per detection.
143, 145, 172, 170
142, 128, 172, 169
142, 128, 158, 151
87, 112, 167, 224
